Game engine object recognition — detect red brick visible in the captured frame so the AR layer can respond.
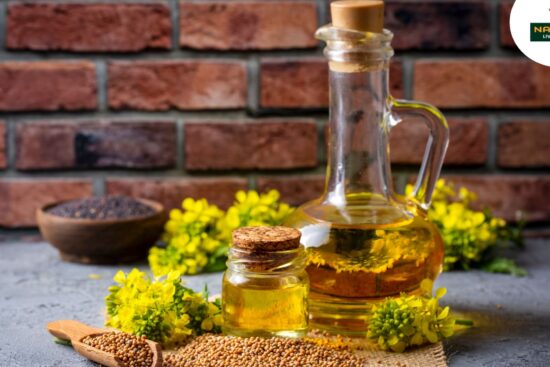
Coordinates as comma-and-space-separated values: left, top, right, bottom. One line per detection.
185, 120, 318, 170
414, 59, 550, 109
0, 122, 5, 169
16, 120, 176, 170
327, 1, 489, 50
500, 2, 515, 47
390, 118, 488, 165
444, 176, 550, 222
108, 60, 247, 111
106, 178, 248, 210
0, 61, 96, 111
385, 1, 490, 50
0, 179, 93, 227
260, 58, 403, 109
257, 176, 325, 206
7, 3, 171, 52
498, 121, 550, 168
260, 58, 326, 109
180, 1, 317, 50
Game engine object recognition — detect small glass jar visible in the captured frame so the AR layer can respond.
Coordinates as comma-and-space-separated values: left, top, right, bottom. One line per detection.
222, 226, 309, 338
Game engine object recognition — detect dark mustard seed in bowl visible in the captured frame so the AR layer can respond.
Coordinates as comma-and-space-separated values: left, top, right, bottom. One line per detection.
47, 195, 156, 220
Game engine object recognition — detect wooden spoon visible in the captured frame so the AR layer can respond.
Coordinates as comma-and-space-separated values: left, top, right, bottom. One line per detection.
47, 320, 162, 367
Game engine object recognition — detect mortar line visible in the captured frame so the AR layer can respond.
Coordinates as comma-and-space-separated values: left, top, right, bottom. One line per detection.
400, 56, 413, 100
247, 174, 256, 191
317, 0, 328, 27
170, 0, 180, 51
247, 56, 260, 116
93, 175, 106, 196
0, 1, 7, 51
487, 0, 500, 54
0, 46, 327, 62
486, 114, 499, 172
2, 106, 550, 120
5, 118, 16, 175
394, 174, 408, 195
176, 117, 184, 171
96, 60, 108, 112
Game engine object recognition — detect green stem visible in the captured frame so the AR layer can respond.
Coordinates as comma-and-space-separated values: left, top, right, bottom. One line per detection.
455, 319, 474, 326
53, 338, 72, 346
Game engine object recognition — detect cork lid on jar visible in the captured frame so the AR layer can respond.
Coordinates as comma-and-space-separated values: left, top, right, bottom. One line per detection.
232, 226, 301, 252
331, 0, 384, 33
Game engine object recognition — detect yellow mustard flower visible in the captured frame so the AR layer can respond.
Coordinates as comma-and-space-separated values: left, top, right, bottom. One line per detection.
105, 269, 221, 347
406, 179, 523, 273
367, 279, 471, 352
149, 190, 294, 276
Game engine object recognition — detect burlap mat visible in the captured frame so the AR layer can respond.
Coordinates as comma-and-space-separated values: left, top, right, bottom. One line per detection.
353, 340, 447, 367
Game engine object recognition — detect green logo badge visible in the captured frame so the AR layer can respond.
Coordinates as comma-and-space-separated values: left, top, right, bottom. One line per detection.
531, 23, 550, 41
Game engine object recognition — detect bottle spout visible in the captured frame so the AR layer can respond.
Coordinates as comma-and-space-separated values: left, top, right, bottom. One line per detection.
315, 1, 393, 72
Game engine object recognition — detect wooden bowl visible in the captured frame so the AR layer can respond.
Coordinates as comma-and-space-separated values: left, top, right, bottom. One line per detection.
36, 198, 166, 264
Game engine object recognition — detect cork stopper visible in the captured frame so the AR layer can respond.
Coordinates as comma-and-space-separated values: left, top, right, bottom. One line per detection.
331, 0, 384, 33
232, 226, 301, 252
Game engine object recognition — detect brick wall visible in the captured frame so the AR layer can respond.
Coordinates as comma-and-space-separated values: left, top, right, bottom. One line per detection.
0, 0, 549, 229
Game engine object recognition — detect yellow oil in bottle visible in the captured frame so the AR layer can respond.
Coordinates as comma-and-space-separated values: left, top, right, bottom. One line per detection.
222, 277, 309, 338
285, 194, 444, 334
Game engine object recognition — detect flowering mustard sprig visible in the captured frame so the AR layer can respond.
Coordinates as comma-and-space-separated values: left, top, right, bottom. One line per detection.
406, 179, 524, 274
148, 190, 294, 276
105, 269, 221, 348
367, 279, 471, 352
217, 190, 294, 239
149, 198, 224, 276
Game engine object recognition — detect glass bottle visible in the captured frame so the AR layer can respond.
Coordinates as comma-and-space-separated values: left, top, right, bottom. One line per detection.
284, 1, 449, 335
222, 226, 309, 338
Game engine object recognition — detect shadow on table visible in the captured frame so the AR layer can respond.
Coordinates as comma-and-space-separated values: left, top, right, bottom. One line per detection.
444, 304, 550, 366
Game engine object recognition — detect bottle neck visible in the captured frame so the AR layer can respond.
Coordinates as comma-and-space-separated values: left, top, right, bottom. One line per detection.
316, 26, 395, 208
227, 246, 306, 275
323, 64, 393, 207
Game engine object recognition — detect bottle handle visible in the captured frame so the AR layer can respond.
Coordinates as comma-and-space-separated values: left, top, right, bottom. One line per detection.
389, 98, 449, 210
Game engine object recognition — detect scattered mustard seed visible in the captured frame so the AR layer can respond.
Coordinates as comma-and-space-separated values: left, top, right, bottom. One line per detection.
164, 334, 366, 367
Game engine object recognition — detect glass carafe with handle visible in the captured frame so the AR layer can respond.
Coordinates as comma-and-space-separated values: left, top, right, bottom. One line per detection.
284, 0, 450, 335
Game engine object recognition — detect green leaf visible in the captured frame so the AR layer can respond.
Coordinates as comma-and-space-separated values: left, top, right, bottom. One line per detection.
203, 256, 228, 273
482, 257, 527, 277
211, 244, 229, 258
455, 319, 474, 326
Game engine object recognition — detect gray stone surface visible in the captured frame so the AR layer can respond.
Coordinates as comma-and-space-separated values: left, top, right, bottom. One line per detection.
0, 239, 549, 367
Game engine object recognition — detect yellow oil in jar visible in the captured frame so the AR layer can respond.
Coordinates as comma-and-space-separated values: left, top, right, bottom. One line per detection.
222, 275, 309, 338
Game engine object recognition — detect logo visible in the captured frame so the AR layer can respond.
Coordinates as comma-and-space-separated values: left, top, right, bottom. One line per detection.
510, 0, 550, 67
530, 23, 550, 41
